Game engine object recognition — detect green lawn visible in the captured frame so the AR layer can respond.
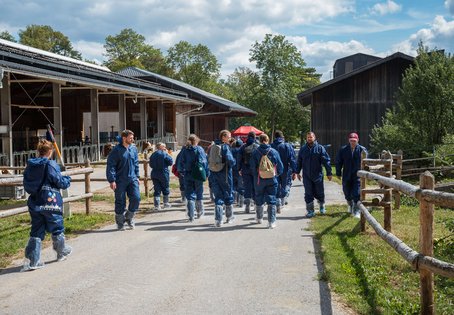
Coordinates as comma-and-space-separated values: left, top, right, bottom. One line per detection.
311, 204, 453, 314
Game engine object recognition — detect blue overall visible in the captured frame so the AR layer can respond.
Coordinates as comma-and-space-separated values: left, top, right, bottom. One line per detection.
106, 143, 141, 215
296, 141, 332, 205
231, 142, 244, 196
238, 137, 259, 202
175, 152, 185, 193
336, 144, 368, 203
177, 145, 209, 202
149, 150, 173, 197
271, 137, 297, 201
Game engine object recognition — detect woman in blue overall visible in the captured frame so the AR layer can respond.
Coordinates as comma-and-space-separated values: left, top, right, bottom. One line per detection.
149, 142, 173, 211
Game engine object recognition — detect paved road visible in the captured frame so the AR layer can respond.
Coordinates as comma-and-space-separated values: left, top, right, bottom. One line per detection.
0, 180, 349, 315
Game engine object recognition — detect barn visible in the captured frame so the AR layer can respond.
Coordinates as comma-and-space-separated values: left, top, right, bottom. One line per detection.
297, 52, 414, 158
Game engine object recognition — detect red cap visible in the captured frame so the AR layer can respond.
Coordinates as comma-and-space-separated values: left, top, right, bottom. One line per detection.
348, 132, 359, 140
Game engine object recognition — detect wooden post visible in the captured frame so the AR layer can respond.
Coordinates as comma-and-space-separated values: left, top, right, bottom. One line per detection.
143, 152, 149, 197
360, 151, 367, 232
383, 151, 393, 232
84, 159, 92, 215
394, 150, 403, 209
419, 171, 435, 315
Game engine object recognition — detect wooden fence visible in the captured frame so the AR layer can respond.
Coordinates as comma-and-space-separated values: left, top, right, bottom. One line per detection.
357, 170, 454, 314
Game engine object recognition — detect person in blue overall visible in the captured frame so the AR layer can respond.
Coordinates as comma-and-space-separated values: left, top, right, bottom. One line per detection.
336, 132, 368, 218
173, 151, 186, 204
250, 134, 283, 229
231, 138, 244, 207
149, 142, 173, 211
208, 130, 236, 227
271, 130, 296, 213
106, 129, 141, 230
177, 134, 209, 222
238, 131, 259, 213
22, 139, 72, 271
294, 132, 332, 218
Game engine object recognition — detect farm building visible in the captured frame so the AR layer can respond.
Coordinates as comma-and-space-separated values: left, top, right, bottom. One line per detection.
297, 52, 414, 158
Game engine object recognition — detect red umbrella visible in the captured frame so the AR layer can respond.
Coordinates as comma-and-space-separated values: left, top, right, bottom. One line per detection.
231, 125, 263, 137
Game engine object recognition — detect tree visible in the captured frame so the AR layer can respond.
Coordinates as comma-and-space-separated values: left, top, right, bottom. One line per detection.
19, 25, 82, 59
370, 44, 454, 157
249, 34, 320, 140
166, 41, 220, 92
0, 31, 16, 42
103, 28, 171, 74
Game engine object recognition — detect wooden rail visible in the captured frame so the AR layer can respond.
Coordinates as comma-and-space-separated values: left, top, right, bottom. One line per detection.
357, 170, 454, 314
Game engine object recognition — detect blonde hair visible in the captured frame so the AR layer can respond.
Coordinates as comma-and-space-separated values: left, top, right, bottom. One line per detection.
259, 134, 269, 144
37, 139, 53, 157
186, 134, 200, 147
219, 129, 230, 139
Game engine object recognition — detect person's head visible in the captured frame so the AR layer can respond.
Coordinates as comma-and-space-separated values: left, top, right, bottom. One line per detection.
235, 138, 243, 147
348, 132, 359, 147
247, 131, 256, 139
156, 142, 166, 151
219, 130, 231, 144
259, 134, 269, 144
186, 134, 200, 147
306, 131, 316, 145
37, 139, 53, 158
121, 129, 134, 146
274, 130, 284, 139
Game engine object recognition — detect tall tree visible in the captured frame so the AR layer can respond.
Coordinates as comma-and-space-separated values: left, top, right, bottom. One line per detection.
19, 25, 82, 59
0, 31, 16, 42
166, 41, 220, 91
249, 34, 320, 140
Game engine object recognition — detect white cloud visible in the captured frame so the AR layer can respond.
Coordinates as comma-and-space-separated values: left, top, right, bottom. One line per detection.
446, 0, 454, 15
370, 0, 402, 16
73, 40, 106, 63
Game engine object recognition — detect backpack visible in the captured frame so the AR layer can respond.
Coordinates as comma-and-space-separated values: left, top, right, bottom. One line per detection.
243, 143, 258, 165
191, 149, 207, 182
208, 143, 224, 172
258, 150, 276, 179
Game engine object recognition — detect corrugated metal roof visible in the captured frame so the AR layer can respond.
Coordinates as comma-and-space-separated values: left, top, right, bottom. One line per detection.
117, 67, 257, 116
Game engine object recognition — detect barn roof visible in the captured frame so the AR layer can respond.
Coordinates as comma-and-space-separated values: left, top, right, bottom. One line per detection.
298, 52, 414, 106
117, 67, 257, 116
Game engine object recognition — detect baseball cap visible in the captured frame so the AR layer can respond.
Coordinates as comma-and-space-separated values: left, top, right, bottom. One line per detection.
348, 132, 359, 140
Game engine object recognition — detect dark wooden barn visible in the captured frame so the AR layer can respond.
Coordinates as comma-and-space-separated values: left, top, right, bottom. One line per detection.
297, 52, 414, 158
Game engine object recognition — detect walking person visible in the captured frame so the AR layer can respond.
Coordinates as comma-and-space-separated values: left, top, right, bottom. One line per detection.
238, 131, 259, 213
173, 151, 186, 204
271, 130, 296, 213
294, 132, 332, 218
22, 139, 72, 271
177, 134, 209, 222
250, 134, 283, 229
149, 142, 173, 211
208, 130, 236, 227
336, 132, 368, 218
106, 129, 141, 230
231, 138, 245, 207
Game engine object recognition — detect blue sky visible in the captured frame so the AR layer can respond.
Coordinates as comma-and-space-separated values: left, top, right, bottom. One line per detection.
1, 0, 453, 82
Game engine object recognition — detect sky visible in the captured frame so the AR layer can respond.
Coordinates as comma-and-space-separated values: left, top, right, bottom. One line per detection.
1, 0, 453, 82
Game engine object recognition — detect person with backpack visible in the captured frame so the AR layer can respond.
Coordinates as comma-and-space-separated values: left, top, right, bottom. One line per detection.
294, 131, 332, 218
149, 142, 173, 211
250, 134, 284, 229
238, 131, 259, 213
106, 130, 141, 230
177, 134, 209, 222
208, 130, 236, 227
231, 138, 244, 207
22, 139, 72, 271
271, 130, 297, 213
172, 151, 186, 204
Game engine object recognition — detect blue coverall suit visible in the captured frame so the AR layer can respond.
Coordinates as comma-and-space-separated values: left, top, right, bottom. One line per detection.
238, 137, 259, 209
106, 143, 141, 227
295, 141, 332, 213
336, 144, 367, 209
209, 140, 236, 223
149, 150, 173, 207
271, 137, 296, 209
23, 157, 71, 268
175, 151, 185, 199
177, 145, 209, 220
250, 144, 284, 224
231, 139, 245, 203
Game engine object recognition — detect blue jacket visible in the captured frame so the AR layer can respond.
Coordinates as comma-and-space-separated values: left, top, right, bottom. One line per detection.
149, 150, 173, 181
250, 144, 284, 186
177, 145, 209, 177
106, 143, 140, 183
238, 137, 259, 175
231, 139, 243, 171
208, 140, 236, 183
271, 137, 297, 173
23, 157, 71, 211
336, 144, 368, 181
296, 140, 332, 182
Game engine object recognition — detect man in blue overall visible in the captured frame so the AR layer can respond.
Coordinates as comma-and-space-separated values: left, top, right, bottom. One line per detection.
149, 142, 173, 211
238, 131, 259, 213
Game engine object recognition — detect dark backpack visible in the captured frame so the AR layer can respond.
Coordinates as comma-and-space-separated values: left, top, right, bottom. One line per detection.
191, 149, 207, 182
243, 143, 258, 165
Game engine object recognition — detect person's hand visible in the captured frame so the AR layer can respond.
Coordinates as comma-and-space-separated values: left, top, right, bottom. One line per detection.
110, 182, 116, 191
239, 170, 242, 176
327, 175, 332, 181
292, 173, 296, 181
297, 174, 302, 181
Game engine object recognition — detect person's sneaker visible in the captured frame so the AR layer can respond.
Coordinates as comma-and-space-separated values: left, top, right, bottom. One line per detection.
269, 221, 276, 229
305, 211, 315, 218
163, 203, 172, 209
256, 218, 263, 224
117, 224, 125, 231
354, 210, 361, 219
319, 206, 326, 215
57, 246, 72, 262
225, 217, 234, 224
215, 220, 222, 227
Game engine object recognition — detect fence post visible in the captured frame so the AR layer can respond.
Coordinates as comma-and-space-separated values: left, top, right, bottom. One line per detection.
394, 150, 403, 209
419, 171, 435, 315
84, 159, 91, 215
143, 152, 149, 197
360, 151, 367, 232
383, 151, 393, 232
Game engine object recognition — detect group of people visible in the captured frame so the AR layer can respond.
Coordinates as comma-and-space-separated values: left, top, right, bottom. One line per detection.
21, 128, 366, 270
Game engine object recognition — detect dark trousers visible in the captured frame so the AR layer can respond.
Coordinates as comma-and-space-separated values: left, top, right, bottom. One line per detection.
303, 177, 325, 204
342, 177, 361, 203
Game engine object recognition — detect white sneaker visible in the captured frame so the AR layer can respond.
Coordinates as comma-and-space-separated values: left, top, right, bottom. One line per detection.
354, 210, 361, 219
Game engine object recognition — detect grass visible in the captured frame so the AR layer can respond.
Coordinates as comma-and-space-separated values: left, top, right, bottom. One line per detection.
311, 205, 453, 314
0, 212, 113, 268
